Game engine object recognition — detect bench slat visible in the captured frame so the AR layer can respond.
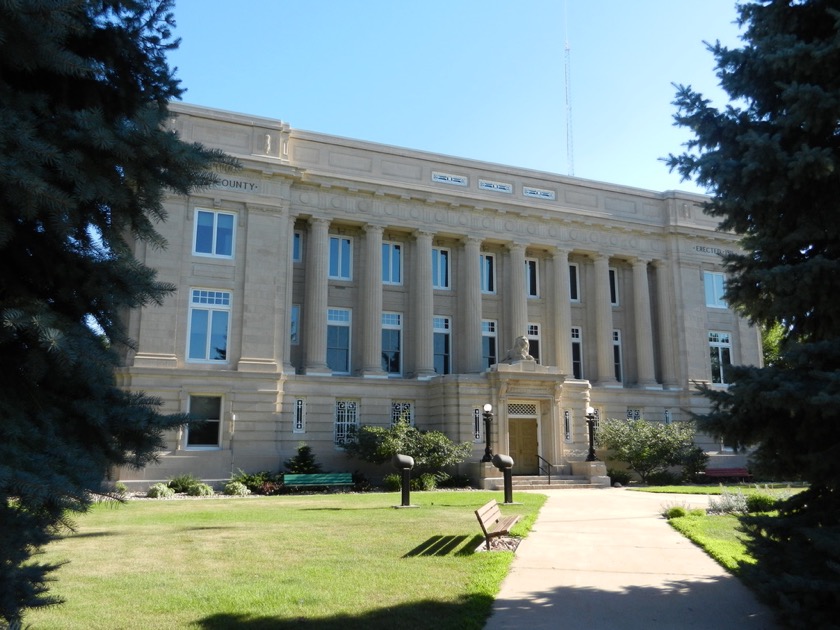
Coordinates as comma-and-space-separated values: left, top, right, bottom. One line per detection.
475, 500, 520, 550
284, 473, 354, 486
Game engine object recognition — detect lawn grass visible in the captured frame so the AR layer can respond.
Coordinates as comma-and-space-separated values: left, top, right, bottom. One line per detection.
628, 483, 804, 495
667, 513, 755, 574
24, 491, 545, 630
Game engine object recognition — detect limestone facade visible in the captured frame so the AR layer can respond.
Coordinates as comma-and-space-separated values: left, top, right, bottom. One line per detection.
115, 103, 761, 485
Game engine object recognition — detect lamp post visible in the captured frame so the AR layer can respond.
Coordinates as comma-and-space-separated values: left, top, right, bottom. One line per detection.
585, 406, 598, 462
481, 403, 494, 462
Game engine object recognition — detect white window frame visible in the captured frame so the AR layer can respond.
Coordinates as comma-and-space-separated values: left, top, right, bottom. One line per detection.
704, 271, 727, 308
382, 241, 402, 285
290, 304, 300, 346
391, 401, 414, 425
527, 323, 541, 363
327, 308, 352, 375
186, 394, 222, 449
526, 258, 540, 297
609, 267, 619, 306
480, 253, 496, 293
187, 289, 231, 363
569, 263, 580, 302
433, 316, 451, 375
193, 209, 235, 258
293, 398, 306, 433
334, 400, 358, 446
482, 319, 497, 369
571, 326, 583, 379
292, 231, 302, 263
381, 312, 402, 376
329, 235, 352, 280
613, 329, 623, 382
709, 331, 732, 385
432, 247, 450, 289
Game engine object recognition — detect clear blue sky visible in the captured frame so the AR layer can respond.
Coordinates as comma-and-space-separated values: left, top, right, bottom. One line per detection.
167, 0, 743, 194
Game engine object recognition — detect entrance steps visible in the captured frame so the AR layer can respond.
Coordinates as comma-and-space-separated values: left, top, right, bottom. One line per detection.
488, 475, 605, 490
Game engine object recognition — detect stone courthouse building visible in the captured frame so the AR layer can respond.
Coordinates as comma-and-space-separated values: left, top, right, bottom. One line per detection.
115, 103, 762, 486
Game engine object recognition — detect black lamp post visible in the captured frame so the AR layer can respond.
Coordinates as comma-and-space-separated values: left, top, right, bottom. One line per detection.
481, 403, 494, 462
585, 406, 598, 462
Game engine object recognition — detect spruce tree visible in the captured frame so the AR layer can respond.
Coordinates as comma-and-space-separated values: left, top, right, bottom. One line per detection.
668, 1, 840, 622
0, 1, 236, 623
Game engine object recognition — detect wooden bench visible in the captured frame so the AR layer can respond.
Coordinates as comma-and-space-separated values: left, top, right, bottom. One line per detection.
703, 467, 752, 481
474, 500, 520, 550
283, 473, 354, 488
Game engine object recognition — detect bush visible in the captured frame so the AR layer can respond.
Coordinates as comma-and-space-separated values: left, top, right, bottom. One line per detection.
437, 473, 472, 489
231, 469, 282, 495
708, 487, 748, 514
284, 443, 322, 474
113, 481, 128, 496
187, 483, 214, 497
745, 493, 778, 513
167, 474, 201, 493
646, 470, 680, 486
382, 473, 401, 492
146, 483, 175, 499
223, 481, 251, 496
412, 473, 437, 491
664, 506, 688, 519
607, 468, 633, 486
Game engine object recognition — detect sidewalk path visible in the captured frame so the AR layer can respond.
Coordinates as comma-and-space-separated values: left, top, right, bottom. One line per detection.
484, 488, 777, 630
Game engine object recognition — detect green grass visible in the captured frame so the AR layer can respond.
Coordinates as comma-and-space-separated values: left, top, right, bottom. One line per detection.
667, 513, 755, 574
24, 491, 545, 630
628, 483, 804, 495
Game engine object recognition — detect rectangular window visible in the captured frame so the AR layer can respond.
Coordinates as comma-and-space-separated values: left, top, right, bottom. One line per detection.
391, 401, 414, 425
432, 248, 450, 289
609, 268, 619, 306
334, 400, 358, 446
292, 231, 302, 262
194, 209, 235, 258
704, 271, 727, 308
293, 398, 306, 433
290, 304, 300, 345
327, 308, 351, 374
571, 326, 583, 379
381, 312, 402, 375
613, 329, 623, 382
526, 258, 539, 297
564, 410, 571, 441
382, 241, 402, 285
569, 263, 580, 301
527, 323, 541, 363
480, 254, 495, 293
187, 395, 222, 448
709, 331, 732, 384
433, 316, 451, 375
482, 320, 497, 368
329, 235, 352, 280
188, 289, 231, 362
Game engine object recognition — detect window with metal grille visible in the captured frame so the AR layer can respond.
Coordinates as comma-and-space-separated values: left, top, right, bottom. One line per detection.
391, 401, 413, 425
626, 408, 642, 421
334, 400, 358, 445
293, 398, 306, 433
564, 410, 571, 441
508, 403, 537, 416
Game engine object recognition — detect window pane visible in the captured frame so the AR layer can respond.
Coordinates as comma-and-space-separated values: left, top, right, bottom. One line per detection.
195, 211, 214, 254
329, 238, 340, 277
569, 264, 579, 300
327, 325, 350, 372
187, 395, 221, 447
216, 213, 234, 256
189, 310, 209, 359
340, 239, 350, 277
209, 311, 228, 360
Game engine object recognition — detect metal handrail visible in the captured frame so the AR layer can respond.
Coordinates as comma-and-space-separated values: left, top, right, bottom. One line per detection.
536, 455, 552, 484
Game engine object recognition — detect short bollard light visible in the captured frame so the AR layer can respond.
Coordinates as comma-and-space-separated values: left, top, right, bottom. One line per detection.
392, 453, 415, 508
492, 453, 515, 504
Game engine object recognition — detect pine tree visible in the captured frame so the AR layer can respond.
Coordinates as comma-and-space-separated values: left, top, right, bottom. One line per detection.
667, 1, 840, 623
284, 444, 323, 474
0, 1, 236, 623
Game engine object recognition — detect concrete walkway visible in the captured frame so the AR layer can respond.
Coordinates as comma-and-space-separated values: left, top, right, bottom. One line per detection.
484, 488, 778, 630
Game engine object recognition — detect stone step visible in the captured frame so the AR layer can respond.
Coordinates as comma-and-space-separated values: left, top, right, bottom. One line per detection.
488, 475, 605, 490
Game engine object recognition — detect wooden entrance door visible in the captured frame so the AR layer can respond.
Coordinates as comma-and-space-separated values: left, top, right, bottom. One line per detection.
509, 418, 539, 475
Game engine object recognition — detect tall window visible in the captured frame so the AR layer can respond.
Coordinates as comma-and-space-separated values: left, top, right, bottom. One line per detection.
188, 289, 231, 362
327, 308, 351, 374
186, 395, 222, 448
564, 410, 572, 441
194, 209, 235, 258
382, 241, 402, 285
709, 331, 732, 384
704, 271, 727, 308
527, 323, 541, 363
571, 326, 583, 379
432, 247, 450, 289
290, 304, 300, 346
482, 320, 497, 368
391, 401, 413, 425
334, 400, 358, 445
480, 254, 495, 293
433, 316, 451, 374
292, 231, 302, 262
569, 263, 580, 301
526, 258, 539, 297
613, 329, 623, 382
329, 235, 352, 280
381, 312, 402, 375
293, 398, 306, 433
609, 268, 619, 306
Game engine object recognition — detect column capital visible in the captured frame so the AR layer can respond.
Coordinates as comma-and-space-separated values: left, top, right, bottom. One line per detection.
362, 222, 386, 235
413, 229, 434, 241
308, 216, 331, 228
631, 256, 653, 267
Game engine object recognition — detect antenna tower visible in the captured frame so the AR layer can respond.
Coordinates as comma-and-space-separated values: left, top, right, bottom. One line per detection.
564, 0, 574, 176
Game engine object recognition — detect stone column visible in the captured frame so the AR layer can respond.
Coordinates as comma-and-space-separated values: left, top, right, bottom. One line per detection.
593, 254, 618, 385
280, 210, 297, 373
303, 217, 330, 374
632, 257, 658, 387
361, 224, 385, 377
507, 242, 528, 343
413, 230, 436, 377
550, 248, 573, 374
462, 237, 484, 373
655, 259, 679, 388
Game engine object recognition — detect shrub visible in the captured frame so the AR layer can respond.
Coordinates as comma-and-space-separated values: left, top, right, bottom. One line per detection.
412, 473, 437, 491
113, 482, 128, 496
382, 473, 401, 492
223, 481, 251, 496
437, 473, 472, 489
147, 483, 175, 499
664, 506, 688, 519
231, 469, 282, 495
167, 473, 201, 493
745, 493, 778, 513
284, 443, 323, 474
708, 487, 748, 515
187, 483, 214, 497
607, 468, 633, 486
646, 470, 680, 486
